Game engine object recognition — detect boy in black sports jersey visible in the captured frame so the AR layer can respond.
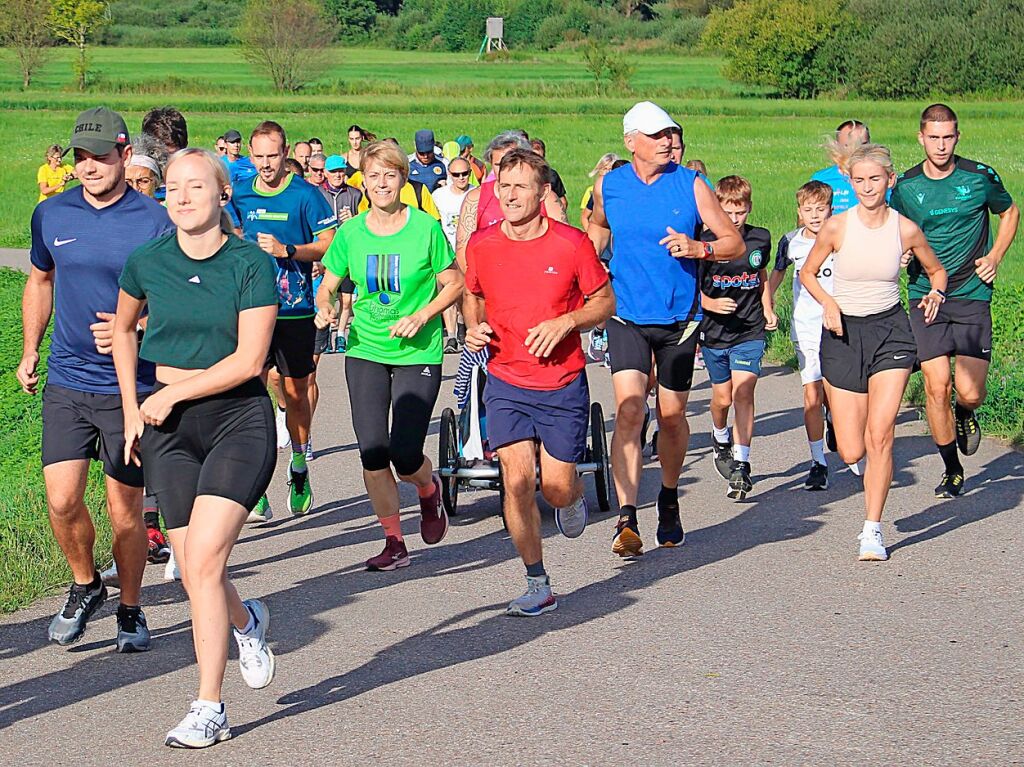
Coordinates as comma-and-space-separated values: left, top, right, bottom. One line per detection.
699, 176, 777, 499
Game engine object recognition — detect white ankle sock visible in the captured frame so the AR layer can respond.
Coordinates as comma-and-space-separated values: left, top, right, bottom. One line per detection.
809, 439, 826, 465
733, 443, 751, 462
196, 698, 224, 712
862, 520, 882, 535
712, 426, 730, 443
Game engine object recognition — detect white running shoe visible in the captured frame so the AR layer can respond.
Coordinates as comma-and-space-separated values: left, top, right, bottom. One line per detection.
857, 528, 888, 561
847, 459, 865, 477
100, 561, 119, 587
554, 496, 589, 539
275, 408, 290, 449
234, 599, 275, 689
506, 575, 558, 617
165, 700, 230, 749
164, 549, 181, 581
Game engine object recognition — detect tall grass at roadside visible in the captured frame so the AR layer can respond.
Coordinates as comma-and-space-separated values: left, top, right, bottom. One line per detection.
0, 269, 110, 612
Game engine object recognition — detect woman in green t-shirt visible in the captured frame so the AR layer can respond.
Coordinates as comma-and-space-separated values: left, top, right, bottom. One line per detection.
317, 141, 463, 572
112, 149, 280, 749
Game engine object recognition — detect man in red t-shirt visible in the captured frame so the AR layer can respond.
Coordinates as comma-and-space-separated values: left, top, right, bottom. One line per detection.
464, 149, 615, 617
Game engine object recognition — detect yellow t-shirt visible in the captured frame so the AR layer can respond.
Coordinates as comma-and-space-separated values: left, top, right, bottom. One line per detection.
355, 181, 441, 221
580, 185, 594, 210
38, 163, 74, 202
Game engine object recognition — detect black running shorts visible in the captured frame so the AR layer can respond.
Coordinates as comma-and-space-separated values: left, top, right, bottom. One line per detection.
140, 379, 276, 529
821, 304, 917, 394
268, 317, 317, 379
909, 297, 992, 363
605, 316, 700, 392
41, 384, 145, 487
314, 324, 331, 356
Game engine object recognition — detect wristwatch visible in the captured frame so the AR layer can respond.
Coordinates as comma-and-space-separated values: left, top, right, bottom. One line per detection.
702, 242, 714, 259
285, 244, 297, 259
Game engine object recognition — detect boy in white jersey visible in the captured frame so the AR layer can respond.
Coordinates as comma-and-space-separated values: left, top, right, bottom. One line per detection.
769, 181, 834, 490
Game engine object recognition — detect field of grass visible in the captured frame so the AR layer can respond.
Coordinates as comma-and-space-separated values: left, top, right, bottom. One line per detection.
0, 269, 111, 612
0, 46, 1022, 610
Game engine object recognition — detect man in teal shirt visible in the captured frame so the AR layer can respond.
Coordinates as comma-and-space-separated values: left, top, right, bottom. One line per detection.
230, 120, 337, 518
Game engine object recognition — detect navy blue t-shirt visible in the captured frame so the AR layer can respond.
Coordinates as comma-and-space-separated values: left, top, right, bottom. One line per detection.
409, 157, 448, 193
229, 172, 337, 318
30, 186, 173, 394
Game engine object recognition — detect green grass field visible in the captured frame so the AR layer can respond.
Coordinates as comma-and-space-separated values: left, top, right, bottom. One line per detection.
0, 46, 1022, 610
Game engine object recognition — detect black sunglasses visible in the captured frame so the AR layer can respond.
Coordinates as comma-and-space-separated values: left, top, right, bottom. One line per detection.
309, 167, 325, 172
450, 170, 471, 178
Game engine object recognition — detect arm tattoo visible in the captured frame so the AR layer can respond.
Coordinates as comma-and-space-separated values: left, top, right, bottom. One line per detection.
455, 192, 479, 255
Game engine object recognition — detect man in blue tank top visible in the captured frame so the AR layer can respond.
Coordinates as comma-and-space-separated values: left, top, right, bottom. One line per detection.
587, 101, 744, 557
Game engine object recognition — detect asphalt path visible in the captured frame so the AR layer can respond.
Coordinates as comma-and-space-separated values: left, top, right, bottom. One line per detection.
1, 345, 1022, 765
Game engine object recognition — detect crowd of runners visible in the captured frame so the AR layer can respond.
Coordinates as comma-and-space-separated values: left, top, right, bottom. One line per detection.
20, 99, 1018, 748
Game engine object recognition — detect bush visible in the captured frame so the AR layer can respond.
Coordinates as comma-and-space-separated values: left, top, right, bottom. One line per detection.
504, 0, 562, 46
839, 0, 1024, 99
701, 0, 848, 98
658, 16, 706, 47
321, 0, 377, 43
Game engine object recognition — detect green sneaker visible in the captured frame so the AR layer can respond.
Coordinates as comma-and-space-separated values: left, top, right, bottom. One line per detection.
246, 495, 272, 524
288, 468, 313, 516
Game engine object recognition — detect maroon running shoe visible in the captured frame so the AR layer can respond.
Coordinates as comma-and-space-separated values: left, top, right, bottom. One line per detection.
419, 474, 448, 545
366, 536, 410, 571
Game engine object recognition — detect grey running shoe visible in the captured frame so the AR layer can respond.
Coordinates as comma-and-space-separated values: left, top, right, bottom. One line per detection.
234, 599, 275, 689
48, 579, 106, 646
116, 606, 151, 653
554, 495, 589, 539
165, 701, 231, 749
506, 575, 558, 617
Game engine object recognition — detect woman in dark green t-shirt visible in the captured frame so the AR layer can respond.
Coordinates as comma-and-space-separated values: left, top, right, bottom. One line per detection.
317, 140, 463, 572
112, 148, 279, 750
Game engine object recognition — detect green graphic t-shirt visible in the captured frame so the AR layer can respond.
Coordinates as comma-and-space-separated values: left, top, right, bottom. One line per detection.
323, 207, 454, 365
890, 156, 1013, 301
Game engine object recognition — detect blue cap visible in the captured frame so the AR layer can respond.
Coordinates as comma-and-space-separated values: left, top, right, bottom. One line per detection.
415, 129, 435, 153
324, 154, 347, 172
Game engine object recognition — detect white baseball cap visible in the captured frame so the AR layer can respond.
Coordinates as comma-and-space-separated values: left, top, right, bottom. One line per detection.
623, 101, 679, 136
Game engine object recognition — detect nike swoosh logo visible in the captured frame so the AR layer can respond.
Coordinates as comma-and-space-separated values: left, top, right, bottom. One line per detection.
53, 237, 77, 247
893, 355, 908, 360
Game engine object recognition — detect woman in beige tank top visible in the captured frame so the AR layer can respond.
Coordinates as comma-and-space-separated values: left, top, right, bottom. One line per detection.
801, 142, 947, 562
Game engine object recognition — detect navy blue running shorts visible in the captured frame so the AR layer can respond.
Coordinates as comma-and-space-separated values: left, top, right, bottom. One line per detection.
484, 371, 590, 464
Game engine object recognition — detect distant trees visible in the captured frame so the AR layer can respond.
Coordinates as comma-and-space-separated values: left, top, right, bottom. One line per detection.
0, 0, 53, 88
47, 0, 110, 90
702, 0, 1024, 99
238, 0, 337, 92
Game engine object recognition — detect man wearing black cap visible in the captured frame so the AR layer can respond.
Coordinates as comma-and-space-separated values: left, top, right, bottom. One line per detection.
19, 107, 174, 652
408, 129, 447, 192
222, 128, 256, 185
